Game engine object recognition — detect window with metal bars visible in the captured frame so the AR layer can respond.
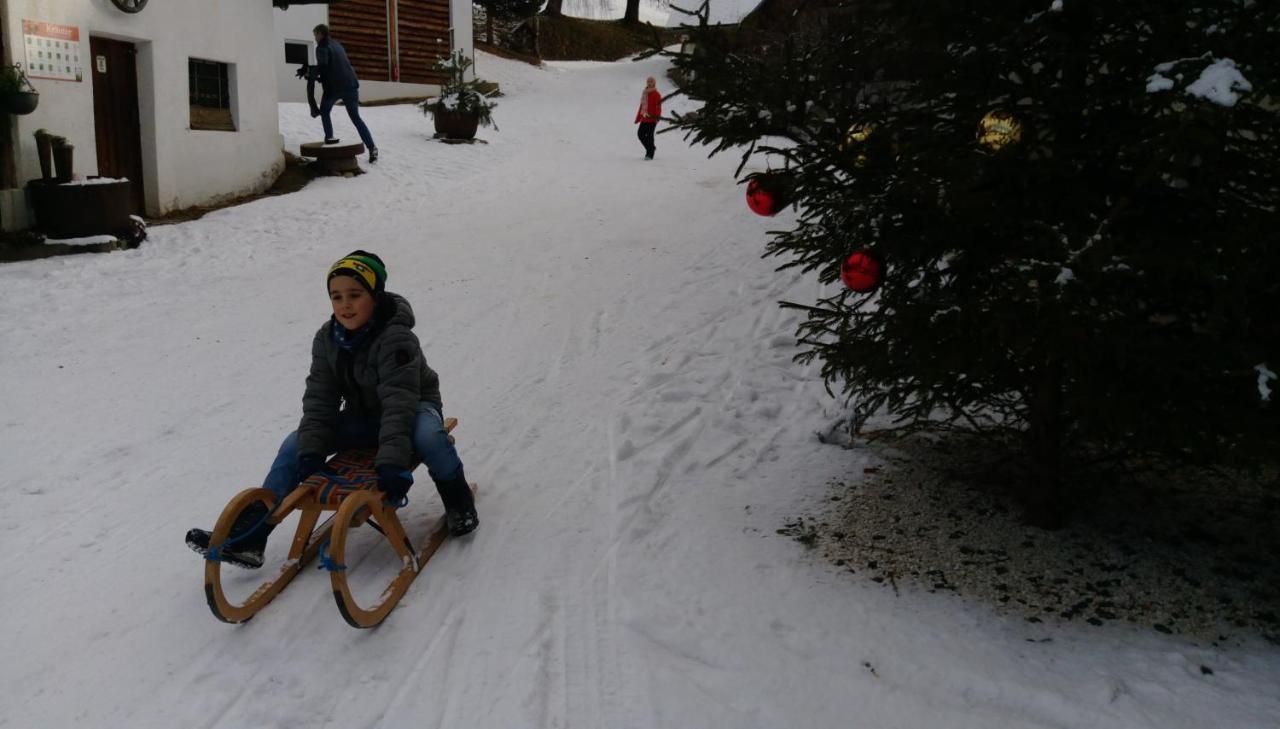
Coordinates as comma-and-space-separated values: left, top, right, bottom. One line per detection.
188, 58, 235, 131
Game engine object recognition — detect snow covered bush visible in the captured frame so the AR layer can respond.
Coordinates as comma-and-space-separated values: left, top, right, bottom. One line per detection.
420, 50, 499, 130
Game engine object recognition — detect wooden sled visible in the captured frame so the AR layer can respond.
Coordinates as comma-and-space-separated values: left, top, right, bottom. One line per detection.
203, 417, 472, 628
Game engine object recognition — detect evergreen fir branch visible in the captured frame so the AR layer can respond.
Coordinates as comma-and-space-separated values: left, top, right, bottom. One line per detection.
668, 0, 1280, 524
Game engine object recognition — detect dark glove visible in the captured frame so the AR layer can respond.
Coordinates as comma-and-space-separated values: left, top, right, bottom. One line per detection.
297, 453, 324, 484
309, 103, 320, 118
295, 64, 308, 79
377, 465, 414, 504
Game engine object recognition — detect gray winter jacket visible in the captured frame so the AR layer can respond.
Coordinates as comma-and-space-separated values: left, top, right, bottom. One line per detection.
296, 292, 441, 469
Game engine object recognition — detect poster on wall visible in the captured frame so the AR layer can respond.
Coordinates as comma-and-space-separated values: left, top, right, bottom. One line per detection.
22, 20, 84, 82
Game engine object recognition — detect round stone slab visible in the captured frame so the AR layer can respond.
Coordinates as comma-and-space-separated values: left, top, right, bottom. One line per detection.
299, 141, 366, 159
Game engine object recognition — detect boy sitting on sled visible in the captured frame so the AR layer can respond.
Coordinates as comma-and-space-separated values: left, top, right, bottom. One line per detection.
187, 251, 478, 568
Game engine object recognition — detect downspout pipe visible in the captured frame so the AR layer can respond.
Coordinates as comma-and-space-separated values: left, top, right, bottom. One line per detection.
387, 0, 400, 82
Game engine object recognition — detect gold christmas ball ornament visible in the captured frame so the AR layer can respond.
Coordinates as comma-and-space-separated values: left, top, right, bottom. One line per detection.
977, 110, 1024, 152
838, 123, 876, 166
841, 123, 875, 147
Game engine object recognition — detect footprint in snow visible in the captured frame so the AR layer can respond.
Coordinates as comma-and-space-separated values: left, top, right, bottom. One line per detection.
615, 439, 637, 461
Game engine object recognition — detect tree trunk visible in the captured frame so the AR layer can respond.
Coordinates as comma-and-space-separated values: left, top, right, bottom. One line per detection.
624, 0, 641, 24
487, 6, 495, 45
1023, 359, 1066, 529
543, 0, 562, 17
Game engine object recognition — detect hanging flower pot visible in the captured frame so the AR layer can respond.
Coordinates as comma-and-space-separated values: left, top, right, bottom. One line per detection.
1, 90, 39, 115
1, 64, 39, 115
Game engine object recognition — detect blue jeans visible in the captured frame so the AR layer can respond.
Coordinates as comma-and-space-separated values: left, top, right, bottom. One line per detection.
263, 402, 461, 499
320, 88, 376, 150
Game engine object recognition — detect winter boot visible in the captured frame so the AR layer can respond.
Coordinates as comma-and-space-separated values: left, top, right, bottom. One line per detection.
435, 468, 478, 537
447, 507, 479, 537
368, 147, 379, 163
185, 501, 276, 569
324, 137, 340, 145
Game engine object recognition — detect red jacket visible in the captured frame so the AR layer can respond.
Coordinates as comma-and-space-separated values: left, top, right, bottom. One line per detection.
635, 88, 661, 123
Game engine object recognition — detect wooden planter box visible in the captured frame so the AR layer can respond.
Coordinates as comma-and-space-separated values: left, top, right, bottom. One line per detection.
26, 177, 133, 239
433, 109, 480, 140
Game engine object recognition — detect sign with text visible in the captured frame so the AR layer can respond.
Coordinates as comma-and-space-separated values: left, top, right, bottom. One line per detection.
23, 20, 83, 82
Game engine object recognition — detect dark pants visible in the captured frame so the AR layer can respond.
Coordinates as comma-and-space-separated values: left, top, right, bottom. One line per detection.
637, 122, 656, 158
321, 88, 376, 151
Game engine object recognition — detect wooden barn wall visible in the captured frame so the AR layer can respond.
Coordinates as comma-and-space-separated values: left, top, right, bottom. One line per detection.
329, 0, 392, 81
397, 0, 452, 85
327, 0, 452, 86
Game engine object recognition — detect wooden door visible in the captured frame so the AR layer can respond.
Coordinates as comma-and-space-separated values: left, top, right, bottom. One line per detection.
90, 36, 145, 215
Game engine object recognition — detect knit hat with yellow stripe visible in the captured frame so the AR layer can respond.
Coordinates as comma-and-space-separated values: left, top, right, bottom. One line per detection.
327, 250, 387, 294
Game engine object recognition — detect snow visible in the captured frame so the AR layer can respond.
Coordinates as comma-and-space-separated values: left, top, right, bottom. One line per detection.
42, 234, 119, 246
2, 51, 1278, 729
559, 0, 672, 25
1146, 72, 1176, 93
1150, 57, 1254, 106
58, 176, 130, 186
1185, 58, 1252, 106
665, 0, 763, 27
1256, 364, 1276, 402
554, 0, 763, 27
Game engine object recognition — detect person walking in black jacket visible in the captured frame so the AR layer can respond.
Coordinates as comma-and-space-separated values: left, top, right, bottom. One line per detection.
299, 24, 378, 163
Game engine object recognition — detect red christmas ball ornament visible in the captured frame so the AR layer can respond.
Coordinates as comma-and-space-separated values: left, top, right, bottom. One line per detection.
840, 249, 884, 292
746, 174, 790, 216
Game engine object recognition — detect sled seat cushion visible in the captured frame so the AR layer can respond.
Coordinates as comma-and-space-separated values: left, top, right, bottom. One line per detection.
297, 449, 376, 507
298, 449, 427, 508
293, 419, 455, 509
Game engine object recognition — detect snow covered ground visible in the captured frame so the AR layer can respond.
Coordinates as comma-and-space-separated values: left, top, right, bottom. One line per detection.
2, 52, 1278, 729
559, 0, 672, 25
556, 0, 763, 27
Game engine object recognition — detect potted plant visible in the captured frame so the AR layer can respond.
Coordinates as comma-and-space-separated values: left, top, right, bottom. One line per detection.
1, 64, 39, 115
419, 51, 498, 140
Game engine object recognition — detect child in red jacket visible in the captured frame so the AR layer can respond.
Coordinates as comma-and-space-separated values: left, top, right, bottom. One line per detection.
634, 76, 662, 160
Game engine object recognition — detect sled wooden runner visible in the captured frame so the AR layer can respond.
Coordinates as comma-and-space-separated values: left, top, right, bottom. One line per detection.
203, 417, 470, 627
327, 481, 476, 628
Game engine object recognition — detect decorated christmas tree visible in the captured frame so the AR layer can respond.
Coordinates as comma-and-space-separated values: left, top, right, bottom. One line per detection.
664, 0, 1280, 526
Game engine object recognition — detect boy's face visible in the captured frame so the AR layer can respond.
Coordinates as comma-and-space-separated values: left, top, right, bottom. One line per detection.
329, 277, 376, 330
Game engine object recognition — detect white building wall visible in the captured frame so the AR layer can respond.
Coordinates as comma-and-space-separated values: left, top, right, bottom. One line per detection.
2, 0, 283, 221
449, 0, 474, 79
273, 5, 325, 105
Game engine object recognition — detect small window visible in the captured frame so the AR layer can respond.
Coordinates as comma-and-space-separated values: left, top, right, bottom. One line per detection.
189, 58, 235, 132
284, 42, 309, 65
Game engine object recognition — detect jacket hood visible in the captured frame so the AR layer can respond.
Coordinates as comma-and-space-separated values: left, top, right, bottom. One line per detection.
380, 291, 415, 330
